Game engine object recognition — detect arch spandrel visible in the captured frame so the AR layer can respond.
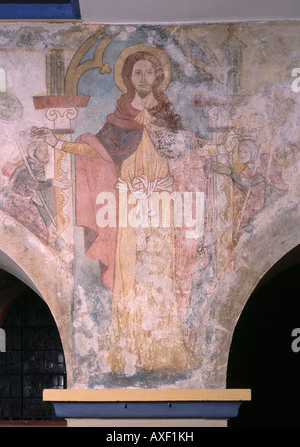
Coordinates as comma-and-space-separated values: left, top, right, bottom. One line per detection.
0, 217, 74, 387
210, 205, 300, 388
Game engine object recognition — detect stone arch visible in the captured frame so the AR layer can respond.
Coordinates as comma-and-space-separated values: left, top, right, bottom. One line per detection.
0, 218, 74, 386
202, 198, 300, 389
226, 246, 300, 426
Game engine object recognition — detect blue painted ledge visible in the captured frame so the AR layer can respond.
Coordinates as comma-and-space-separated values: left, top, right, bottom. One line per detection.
52, 401, 243, 419
43, 388, 251, 420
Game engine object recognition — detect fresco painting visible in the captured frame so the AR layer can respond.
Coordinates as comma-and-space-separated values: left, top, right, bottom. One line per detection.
0, 22, 299, 389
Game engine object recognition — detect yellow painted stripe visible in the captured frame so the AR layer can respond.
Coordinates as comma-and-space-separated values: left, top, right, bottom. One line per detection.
43, 388, 251, 402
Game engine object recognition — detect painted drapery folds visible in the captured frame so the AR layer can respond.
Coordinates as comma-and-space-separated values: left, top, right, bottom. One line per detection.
0, 22, 299, 389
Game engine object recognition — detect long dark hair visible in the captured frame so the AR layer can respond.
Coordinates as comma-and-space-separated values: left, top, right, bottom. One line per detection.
117, 51, 183, 129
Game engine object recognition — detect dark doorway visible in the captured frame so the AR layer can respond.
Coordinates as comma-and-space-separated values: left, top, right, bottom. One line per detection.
0, 287, 67, 421
227, 245, 300, 426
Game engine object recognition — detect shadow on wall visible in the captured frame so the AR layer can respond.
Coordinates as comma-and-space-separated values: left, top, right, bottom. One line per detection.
0, 273, 67, 422
227, 245, 300, 427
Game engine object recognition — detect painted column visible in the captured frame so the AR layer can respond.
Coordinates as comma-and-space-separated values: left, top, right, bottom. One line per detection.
33, 95, 89, 248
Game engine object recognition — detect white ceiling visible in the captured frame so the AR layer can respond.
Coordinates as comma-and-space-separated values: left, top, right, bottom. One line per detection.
79, 0, 300, 23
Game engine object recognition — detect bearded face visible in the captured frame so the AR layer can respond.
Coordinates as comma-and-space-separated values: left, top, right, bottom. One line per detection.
130, 59, 156, 99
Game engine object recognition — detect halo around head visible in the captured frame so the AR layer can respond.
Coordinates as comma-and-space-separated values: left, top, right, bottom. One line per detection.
114, 44, 172, 93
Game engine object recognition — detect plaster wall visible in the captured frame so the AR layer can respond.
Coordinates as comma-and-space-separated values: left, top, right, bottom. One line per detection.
0, 21, 298, 390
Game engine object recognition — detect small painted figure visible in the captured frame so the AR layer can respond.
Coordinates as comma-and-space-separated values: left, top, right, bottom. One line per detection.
211, 138, 288, 242
0, 127, 72, 244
